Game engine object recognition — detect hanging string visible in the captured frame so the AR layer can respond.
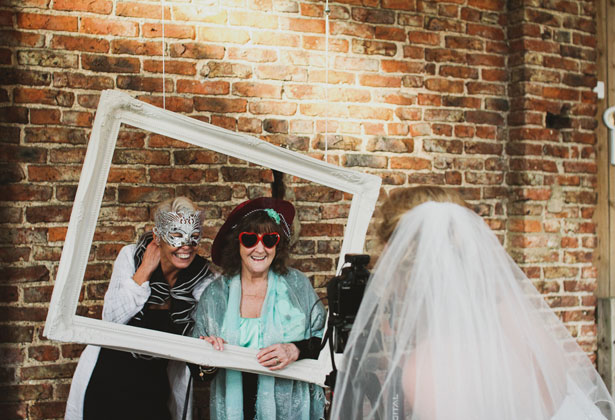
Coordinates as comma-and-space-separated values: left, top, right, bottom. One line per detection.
161, 0, 166, 110
324, 0, 330, 162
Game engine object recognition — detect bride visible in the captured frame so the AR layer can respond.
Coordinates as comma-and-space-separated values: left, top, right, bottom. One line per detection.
331, 186, 614, 420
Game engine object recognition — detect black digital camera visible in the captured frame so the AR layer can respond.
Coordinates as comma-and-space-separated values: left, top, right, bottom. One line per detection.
326, 253, 370, 353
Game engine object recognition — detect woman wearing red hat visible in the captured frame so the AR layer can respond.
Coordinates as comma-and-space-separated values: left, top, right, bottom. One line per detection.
192, 197, 326, 420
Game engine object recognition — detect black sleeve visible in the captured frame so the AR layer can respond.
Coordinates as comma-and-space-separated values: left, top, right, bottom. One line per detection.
291, 337, 322, 360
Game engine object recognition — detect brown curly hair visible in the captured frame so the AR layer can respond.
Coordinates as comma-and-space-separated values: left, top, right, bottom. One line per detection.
377, 186, 468, 244
217, 211, 290, 276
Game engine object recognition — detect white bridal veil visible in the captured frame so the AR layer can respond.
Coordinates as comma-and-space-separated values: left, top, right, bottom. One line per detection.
331, 202, 614, 420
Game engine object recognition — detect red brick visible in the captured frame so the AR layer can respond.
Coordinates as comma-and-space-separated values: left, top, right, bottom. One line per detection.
281, 17, 325, 33
417, 93, 441, 106
442, 96, 481, 108
143, 60, 196, 75
352, 39, 397, 56
143, 23, 195, 39
48, 227, 68, 242
62, 111, 94, 127
0, 11, 12, 27
381, 60, 424, 73
82, 54, 140, 73
263, 119, 288, 134
135, 95, 194, 113
92, 226, 135, 242
508, 219, 542, 233
405, 123, 428, 137
330, 21, 374, 39
14, 87, 74, 107
465, 110, 504, 125
0, 266, 49, 284
237, 118, 262, 134
359, 74, 401, 88
232, 82, 282, 99
439, 65, 478, 79
300, 3, 322, 16
0, 69, 41, 88
30, 108, 61, 125
54, 0, 112, 14
376, 93, 414, 106
112, 149, 170, 165
48, 149, 83, 166
149, 168, 204, 183
256, 64, 309, 82
25, 127, 87, 144
362, 122, 385, 135
375, 26, 406, 41
116, 2, 169, 19
467, 23, 504, 40
206, 61, 253, 78
194, 97, 247, 113
28, 346, 60, 362
383, 0, 416, 10
466, 82, 505, 95
111, 39, 162, 56
81, 17, 138, 36
51, 35, 109, 53
117, 75, 173, 93
73, 93, 98, 111
177, 80, 229, 95
482, 68, 508, 82
250, 101, 297, 117
408, 30, 440, 45
1, 30, 45, 47
431, 124, 453, 136
390, 157, 431, 170
105, 168, 145, 184
53, 72, 114, 90
169, 42, 225, 59
0, 106, 28, 123
0, 248, 30, 263
510, 158, 558, 173
445, 35, 483, 51
16, 12, 78, 31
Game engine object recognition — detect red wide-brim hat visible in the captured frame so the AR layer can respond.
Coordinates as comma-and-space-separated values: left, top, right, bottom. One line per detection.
210, 197, 295, 266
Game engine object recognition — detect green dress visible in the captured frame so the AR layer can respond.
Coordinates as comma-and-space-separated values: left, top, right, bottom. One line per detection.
192, 268, 326, 420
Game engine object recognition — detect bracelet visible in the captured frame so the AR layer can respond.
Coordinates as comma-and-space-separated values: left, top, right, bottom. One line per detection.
199, 365, 218, 377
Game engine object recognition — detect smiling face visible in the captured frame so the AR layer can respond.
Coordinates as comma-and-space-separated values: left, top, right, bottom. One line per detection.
157, 232, 198, 271
239, 234, 277, 278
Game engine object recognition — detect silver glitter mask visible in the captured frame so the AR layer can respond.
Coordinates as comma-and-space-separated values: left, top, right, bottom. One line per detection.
153, 211, 203, 247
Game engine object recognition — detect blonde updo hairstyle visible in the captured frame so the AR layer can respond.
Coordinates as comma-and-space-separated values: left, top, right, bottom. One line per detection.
377, 186, 468, 244
154, 196, 199, 216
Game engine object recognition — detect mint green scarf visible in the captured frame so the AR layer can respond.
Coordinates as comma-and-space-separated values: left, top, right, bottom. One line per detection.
221, 271, 309, 419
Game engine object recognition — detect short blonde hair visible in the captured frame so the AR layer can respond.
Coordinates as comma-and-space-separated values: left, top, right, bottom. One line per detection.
377, 186, 468, 243
154, 196, 198, 216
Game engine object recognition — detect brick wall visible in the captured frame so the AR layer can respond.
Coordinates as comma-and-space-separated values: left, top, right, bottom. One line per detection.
0, 0, 600, 418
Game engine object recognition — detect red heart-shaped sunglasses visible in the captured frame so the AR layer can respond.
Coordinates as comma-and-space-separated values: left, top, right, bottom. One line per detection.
239, 232, 281, 249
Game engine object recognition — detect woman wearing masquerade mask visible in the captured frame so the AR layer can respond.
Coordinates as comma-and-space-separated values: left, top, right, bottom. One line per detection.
192, 197, 326, 420
65, 197, 213, 420
331, 186, 615, 420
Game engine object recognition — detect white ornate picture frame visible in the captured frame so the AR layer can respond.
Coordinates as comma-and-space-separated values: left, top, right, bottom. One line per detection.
44, 90, 381, 386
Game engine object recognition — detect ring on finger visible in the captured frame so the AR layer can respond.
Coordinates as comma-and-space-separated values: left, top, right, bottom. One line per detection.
274, 356, 280, 365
